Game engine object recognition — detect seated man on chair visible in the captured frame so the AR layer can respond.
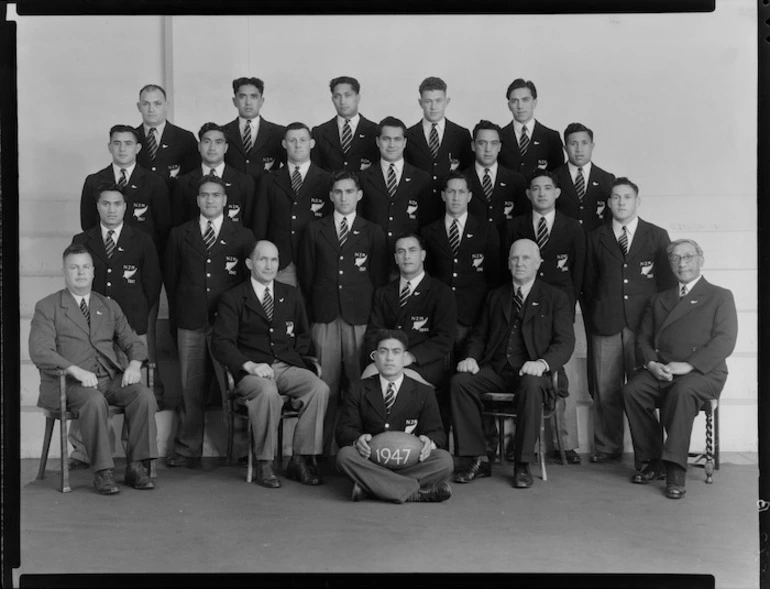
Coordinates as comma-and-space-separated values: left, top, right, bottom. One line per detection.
622, 239, 737, 499
212, 240, 329, 489
28, 243, 158, 495
336, 329, 453, 503
450, 238, 574, 488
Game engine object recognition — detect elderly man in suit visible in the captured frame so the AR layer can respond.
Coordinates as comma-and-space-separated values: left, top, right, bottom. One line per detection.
29, 243, 158, 494
336, 329, 453, 503
451, 238, 575, 488
212, 241, 329, 488
623, 239, 737, 499
311, 76, 379, 174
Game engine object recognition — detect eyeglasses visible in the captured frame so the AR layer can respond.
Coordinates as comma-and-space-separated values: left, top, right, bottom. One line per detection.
668, 254, 698, 264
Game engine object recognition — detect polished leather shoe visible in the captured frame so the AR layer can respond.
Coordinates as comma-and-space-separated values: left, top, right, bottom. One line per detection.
286, 456, 322, 486
68, 458, 90, 470
631, 461, 665, 484
512, 464, 534, 488
93, 469, 120, 495
590, 451, 622, 464
165, 453, 201, 468
664, 462, 686, 499
125, 461, 155, 490
406, 481, 452, 502
665, 484, 687, 499
256, 460, 281, 489
550, 450, 581, 465
351, 482, 369, 502
454, 457, 492, 483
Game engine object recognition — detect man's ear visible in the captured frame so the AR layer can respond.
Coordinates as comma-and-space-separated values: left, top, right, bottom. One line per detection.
370, 351, 376, 360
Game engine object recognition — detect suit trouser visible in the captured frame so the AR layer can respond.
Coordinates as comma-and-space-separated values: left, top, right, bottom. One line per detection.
146, 301, 162, 393
622, 370, 724, 471
336, 446, 454, 503
589, 327, 637, 455
236, 362, 329, 460
311, 317, 366, 455
450, 367, 547, 463
174, 324, 225, 458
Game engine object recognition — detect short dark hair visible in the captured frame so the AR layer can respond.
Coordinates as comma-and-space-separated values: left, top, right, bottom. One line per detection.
376, 116, 407, 137
442, 170, 470, 191
232, 77, 264, 95
472, 120, 502, 141
506, 78, 537, 100
138, 84, 166, 100
331, 170, 361, 191
198, 122, 228, 142
95, 182, 125, 201
373, 328, 409, 351
62, 243, 92, 262
419, 76, 447, 94
563, 122, 594, 144
329, 76, 360, 94
109, 125, 140, 142
394, 232, 425, 251
284, 122, 311, 136
529, 170, 559, 188
198, 174, 228, 193
612, 177, 639, 195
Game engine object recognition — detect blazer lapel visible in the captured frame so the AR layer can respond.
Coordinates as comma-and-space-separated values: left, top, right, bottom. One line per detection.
387, 377, 412, 420
363, 379, 387, 421
500, 283, 512, 323
658, 279, 709, 334
410, 123, 433, 159
320, 216, 341, 251
521, 280, 541, 324
88, 294, 106, 335
184, 220, 210, 257
251, 118, 270, 154
626, 219, 648, 260
324, 119, 344, 156
211, 219, 235, 254
61, 291, 90, 336
86, 227, 109, 265
599, 224, 624, 263
276, 167, 295, 200
244, 282, 268, 320
111, 225, 134, 264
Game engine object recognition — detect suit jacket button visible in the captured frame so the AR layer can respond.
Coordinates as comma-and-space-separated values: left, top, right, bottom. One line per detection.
397, 325, 401, 329
152, 166, 157, 171
451, 287, 456, 291
207, 259, 211, 263
623, 295, 629, 300
433, 176, 438, 180
106, 282, 111, 287
388, 232, 393, 236
207, 273, 211, 278
339, 270, 343, 275
292, 215, 297, 220
245, 159, 250, 164
384, 423, 390, 429
107, 269, 112, 273
269, 328, 274, 333
452, 273, 458, 277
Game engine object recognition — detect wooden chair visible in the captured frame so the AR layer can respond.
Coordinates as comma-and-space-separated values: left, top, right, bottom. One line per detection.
481, 372, 565, 482
687, 398, 720, 484
36, 362, 157, 493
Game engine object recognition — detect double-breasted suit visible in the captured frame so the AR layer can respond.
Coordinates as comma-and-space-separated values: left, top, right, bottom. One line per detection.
221, 117, 286, 184
135, 122, 200, 186
498, 120, 564, 180
171, 166, 256, 229
310, 116, 379, 173
554, 163, 615, 233
463, 164, 529, 232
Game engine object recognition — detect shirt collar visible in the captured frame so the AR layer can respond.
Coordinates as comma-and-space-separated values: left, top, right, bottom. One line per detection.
112, 162, 137, 182
200, 214, 225, 235
201, 162, 226, 177
445, 211, 468, 233
143, 121, 166, 141
512, 119, 535, 137
612, 215, 639, 236
100, 222, 124, 242
380, 158, 404, 176
67, 289, 91, 306
287, 159, 311, 178
380, 373, 405, 396
475, 161, 498, 178
251, 277, 274, 301
333, 210, 356, 228
422, 118, 446, 135
401, 271, 425, 292
532, 209, 556, 229
568, 161, 592, 180
239, 115, 261, 127
680, 275, 702, 294
337, 113, 360, 130
512, 277, 536, 300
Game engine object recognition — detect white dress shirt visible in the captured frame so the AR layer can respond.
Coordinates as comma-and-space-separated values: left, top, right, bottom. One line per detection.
475, 161, 498, 186
337, 113, 361, 138
100, 222, 123, 243
512, 119, 536, 145
532, 209, 556, 234
380, 374, 405, 403
568, 161, 592, 184
422, 118, 446, 145
380, 158, 404, 184
612, 215, 639, 250
199, 213, 225, 238
201, 162, 226, 177
112, 162, 137, 183
445, 212, 468, 246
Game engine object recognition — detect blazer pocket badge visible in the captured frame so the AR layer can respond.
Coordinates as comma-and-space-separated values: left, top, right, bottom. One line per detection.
225, 256, 238, 274
537, 159, 547, 169
412, 316, 429, 332
533, 141, 541, 146
122, 265, 138, 283
449, 158, 460, 171
472, 253, 484, 270
360, 159, 371, 171
96, 310, 103, 315
354, 252, 368, 270
168, 164, 180, 178
263, 157, 275, 171
286, 321, 295, 337
404, 419, 418, 434
504, 201, 514, 218
592, 181, 599, 186
227, 205, 241, 219
407, 200, 418, 219
596, 201, 606, 217
405, 176, 412, 183
310, 198, 325, 216
133, 204, 148, 221
556, 253, 569, 272
640, 261, 654, 278
117, 246, 125, 252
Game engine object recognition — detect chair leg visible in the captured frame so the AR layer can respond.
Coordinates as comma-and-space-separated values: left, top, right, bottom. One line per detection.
714, 405, 720, 471
37, 417, 56, 481
705, 408, 714, 484
60, 419, 71, 493
246, 420, 253, 483
552, 407, 567, 466
539, 408, 547, 481
226, 411, 234, 467
497, 416, 505, 466
277, 418, 285, 471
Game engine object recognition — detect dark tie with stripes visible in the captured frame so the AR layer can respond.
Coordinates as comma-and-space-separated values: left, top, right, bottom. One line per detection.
429, 123, 440, 160
209, 168, 217, 177
482, 168, 494, 202
680, 284, 688, 298
243, 120, 253, 153
339, 216, 349, 246
341, 119, 352, 154
146, 127, 159, 161
105, 230, 116, 258
399, 281, 411, 307
203, 220, 216, 251
618, 226, 628, 257
449, 219, 460, 256
519, 126, 530, 157
384, 381, 396, 415
536, 217, 549, 250
513, 286, 523, 317
118, 168, 128, 188
291, 166, 303, 194
386, 164, 398, 198
80, 298, 90, 326
262, 287, 274, 322
575, 167, 586, 200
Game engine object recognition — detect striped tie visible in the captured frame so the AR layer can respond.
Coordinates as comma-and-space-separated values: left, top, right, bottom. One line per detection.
680, 285, 688, 298
449, 219, 460, 256
262, 287, 274, 322
146, 127, 159, 162
203, 220, 216, 251
519, 126, 530, 157
209, 168, 217, 177
105, 229, 116, 258
399, 281, 411, 307
536, 217, 549, 250
575, 167, 586, 200
482, 168, 494, 202
618, 226, 629, 257
341, 119, 352, 154
384, 381, 396, 415
428, 123, 440, 160
513, 286, 523, 317
339, 216, 349, 247
243, 120, 253, 153
386, 164, 398, 198
80, 298, 90, 326
291, 166, 303, 194
118, 168, 128, 188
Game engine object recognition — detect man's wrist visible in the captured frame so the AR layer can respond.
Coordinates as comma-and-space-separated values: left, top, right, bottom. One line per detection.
538, 359, 549, 371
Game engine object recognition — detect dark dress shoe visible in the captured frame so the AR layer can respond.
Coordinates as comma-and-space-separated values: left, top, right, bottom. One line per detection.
165, 453, 201, 468
256, 460, 281, 489
631, 460, 665, 484
665, 484, 687, 499
286, 456, 322, 485
68, 458, 90, 470
454, 457, 492, 483
550, 449, 581, 465
125, 461, 155, 490
664, 461, 686, 498
93, 469, 120, 495
590, 451, 622, 464
512, 464, 534, 488
406, 481, 452, 502
351, 482, 369, 502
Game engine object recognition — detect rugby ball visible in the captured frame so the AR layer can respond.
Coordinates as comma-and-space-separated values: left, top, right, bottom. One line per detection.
369, 431, 423, 470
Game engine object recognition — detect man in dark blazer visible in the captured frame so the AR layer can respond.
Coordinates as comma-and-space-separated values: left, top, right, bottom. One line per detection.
221, 76, 286, 185
134, 84, 199, 187
171, 122, 256, 230
310, 76, 379, 174
164, 175, 256, 467
29, 243, 158, 494
298, 171, 389, 455
360, 116, 432, 277
336, 329, 453, 503
451, 239, 575, 488
623, 239, 737, 499
584, 178, 676, 464
464, 120, 528, 234
212, 241, 329, 488
404, 77, 474, 226
554, 122, 616, 233
502, 170, 585, 465
254, 122, 332, 287
498, 79, 564, 180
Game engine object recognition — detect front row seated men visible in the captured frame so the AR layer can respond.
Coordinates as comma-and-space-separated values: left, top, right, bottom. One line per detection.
623, 239, 737, 499
336, 329, 454, 503
29, 244, 158, 495
451, 238, 575, 488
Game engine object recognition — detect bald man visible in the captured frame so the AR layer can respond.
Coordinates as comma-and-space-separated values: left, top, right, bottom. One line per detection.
450, 239, 574, 488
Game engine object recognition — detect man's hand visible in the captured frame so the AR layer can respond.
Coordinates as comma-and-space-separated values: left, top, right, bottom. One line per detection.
403, 351, 416, 367
242, 361, 274, 379
457, 358, 480, 374
121, 361, 143, 387
665, 361, 694, 376
647, 361, 673, 382
417, 435, 435, 462
519, 360, 546, 377
355, 433, 373, 459
66, 366, 98, 388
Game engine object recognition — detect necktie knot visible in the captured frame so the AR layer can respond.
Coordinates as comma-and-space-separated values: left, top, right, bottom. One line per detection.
680, 285, 688, 298
209, 168, 217, 176
118, 168, 128, 187
80, 298, 90, 325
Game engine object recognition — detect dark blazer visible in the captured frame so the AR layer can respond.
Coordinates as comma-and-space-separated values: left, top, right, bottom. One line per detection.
298, 214, 388, 325
171, 165, 256, 229
221, 117, 286, 183
498, 120, 564, 180
502, 212, 585, 310
253, 163, 332, 269
71, 224, 162, 335
211, 280, 312, 384
637, 278, 737, 379
310, 115, 379, 173
465, 280, 575, 372
164, 217, 256, 330
29, 289, 146, 406
359, 162, 433, 269
336, 375, 446, 449
554, 163, 615, 233
80, 164, 171, 251
135, 122, 199, 186
464, 164, 529, 231
365, 275, 457, 386
584, 218, 675, 336
421, 214, 502, 326
405, 119, 474, 225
